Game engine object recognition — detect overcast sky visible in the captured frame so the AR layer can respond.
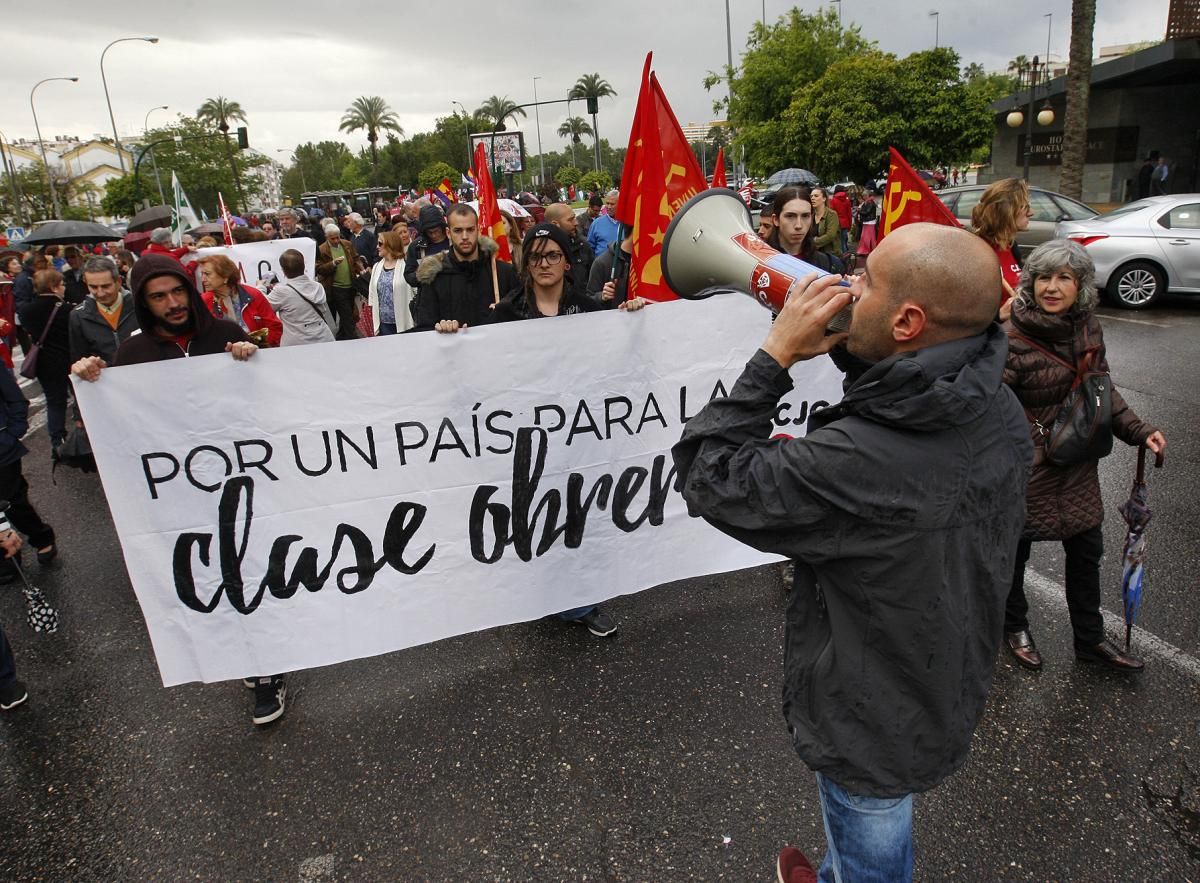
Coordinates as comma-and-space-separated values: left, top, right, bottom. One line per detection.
0, 0, 1172, 165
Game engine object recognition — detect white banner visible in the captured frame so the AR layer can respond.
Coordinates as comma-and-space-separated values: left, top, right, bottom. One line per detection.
196, 238, 318, 287
74, 297, 844, 685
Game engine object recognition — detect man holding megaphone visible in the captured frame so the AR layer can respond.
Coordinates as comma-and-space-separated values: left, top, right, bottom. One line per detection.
671, 219, 1032, 882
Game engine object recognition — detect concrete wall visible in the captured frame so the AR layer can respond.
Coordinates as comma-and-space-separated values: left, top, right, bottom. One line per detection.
981, 79, 1200, 203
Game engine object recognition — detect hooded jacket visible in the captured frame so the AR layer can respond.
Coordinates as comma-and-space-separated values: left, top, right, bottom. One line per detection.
1003, 297, 1154, 540
266, 274, 337, 346
68, 291, 139, 364
412, 237, 518, 330
114, 254, 250, 366
673, 325, 1031, 797
201, 283, 283, 347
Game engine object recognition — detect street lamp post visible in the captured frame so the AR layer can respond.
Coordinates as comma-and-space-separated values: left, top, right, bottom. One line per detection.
144, 104, 168, 204
30, 76, 79, 219
101, 36, 158, 172
1005, 55, 1056, 182
451, 100, 472, 171
532, 77, 545, 186
930, 10, 940, 49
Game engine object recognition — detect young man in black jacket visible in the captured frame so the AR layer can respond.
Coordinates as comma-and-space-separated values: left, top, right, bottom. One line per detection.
413, 203, 518, 331
70, 254, 288, 726
674, 224, 1031, 882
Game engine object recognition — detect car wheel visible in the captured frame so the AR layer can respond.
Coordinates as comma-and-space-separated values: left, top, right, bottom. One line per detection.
1106, 261, 1165, 309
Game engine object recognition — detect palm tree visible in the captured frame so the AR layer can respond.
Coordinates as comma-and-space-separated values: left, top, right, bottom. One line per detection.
557, 116, 593, 168
475, 96, 526, 132
1059, 0, 1095, 199
196, 96, 247, 134
569, 74, 617, 171
338, 96, 403, 168
1006, 55, 1030, 77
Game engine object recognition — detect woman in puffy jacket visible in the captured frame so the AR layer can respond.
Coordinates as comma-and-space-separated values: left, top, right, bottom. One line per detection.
197, 254, 283, 347
1001, 239, 1166, 674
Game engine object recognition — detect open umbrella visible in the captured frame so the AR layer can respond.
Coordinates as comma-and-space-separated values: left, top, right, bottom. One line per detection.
764, 168, 820, 188
19, 220, 122, 246
126, 204, 174, 233
1118, 444, 1165, 651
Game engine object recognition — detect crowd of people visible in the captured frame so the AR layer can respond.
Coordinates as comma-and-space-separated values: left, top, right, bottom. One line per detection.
0, 176, 1169, 882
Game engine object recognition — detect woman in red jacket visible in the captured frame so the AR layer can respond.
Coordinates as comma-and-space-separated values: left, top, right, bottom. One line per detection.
197, 254, 282, 347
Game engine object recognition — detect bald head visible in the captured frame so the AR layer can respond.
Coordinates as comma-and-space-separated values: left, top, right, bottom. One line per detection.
545, 202, 578, 238
873, 223, 1000, 341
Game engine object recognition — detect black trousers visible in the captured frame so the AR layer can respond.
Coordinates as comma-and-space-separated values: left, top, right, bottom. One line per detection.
328, 286, 359, 341
0, 621, 15, 686
0, 460, 55, 551
1005, 525, 1106, 650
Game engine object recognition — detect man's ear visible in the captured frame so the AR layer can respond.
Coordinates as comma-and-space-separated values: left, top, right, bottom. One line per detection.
891, 302, 928, 344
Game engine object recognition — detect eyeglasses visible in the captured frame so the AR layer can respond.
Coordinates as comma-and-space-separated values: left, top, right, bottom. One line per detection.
528, 251, 564, 267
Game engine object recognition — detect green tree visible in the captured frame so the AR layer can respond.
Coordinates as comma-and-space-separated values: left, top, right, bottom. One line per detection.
417, 161, 460, 192
196, 96, 247, 133
280, 141, 355, 199
706, 9, 872, 175
1060, 0, 1096, 200
569, 74, 617, 170
475, 96, 526, 132
708, 124, 730, 152
557, 116, 593, 168
578, 170, 613, 195
339, 96, 403, 169
781, 48, 992, 182
130, 116, 267, 217
99, 172, 140, 217
556, 165, 582, 187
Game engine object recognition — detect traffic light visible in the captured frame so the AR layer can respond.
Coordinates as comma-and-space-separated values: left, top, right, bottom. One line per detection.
586, 96, 599, 115
236, 126, 249, 150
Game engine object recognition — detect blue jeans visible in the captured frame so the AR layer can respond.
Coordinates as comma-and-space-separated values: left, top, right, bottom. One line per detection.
815, 772, 913, 883
555, 606, 595, 621
377, 321, 397, 336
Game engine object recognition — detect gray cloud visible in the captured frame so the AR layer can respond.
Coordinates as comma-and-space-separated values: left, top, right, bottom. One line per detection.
0, 0, 1171, 164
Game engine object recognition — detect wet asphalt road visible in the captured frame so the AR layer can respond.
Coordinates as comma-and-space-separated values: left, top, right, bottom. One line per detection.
1, 298, 1198, 882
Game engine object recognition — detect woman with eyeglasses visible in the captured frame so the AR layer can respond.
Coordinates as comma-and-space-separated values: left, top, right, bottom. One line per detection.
971, 178, 1034, 320
435, 222, 647, 638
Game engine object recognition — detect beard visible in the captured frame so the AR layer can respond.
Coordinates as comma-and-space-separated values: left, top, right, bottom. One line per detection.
156, 309, 195, 335
453, 239, 479, 260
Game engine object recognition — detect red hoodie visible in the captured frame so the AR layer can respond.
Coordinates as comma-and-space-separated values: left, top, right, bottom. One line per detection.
830, 191, 853, 230
144, 242, 191, 263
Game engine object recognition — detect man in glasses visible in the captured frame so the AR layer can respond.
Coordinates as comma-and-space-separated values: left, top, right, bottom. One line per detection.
413, 203, 518, 331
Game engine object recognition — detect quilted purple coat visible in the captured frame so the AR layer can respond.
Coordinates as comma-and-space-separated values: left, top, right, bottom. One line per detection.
1002, 298, 1155, 540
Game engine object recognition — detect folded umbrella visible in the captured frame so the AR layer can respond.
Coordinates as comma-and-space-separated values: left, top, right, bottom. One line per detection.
1118, 444, 1165, 652
14, 558, 57, 634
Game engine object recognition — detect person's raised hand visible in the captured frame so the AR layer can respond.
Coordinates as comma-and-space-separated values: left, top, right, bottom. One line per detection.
601, 281, 616, 302
762, 273, 852, 370
71, 356, 106, 382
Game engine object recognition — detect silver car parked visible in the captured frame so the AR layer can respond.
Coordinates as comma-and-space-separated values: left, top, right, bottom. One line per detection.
937, 184, 1098, 249
1056, 195, 1200, 309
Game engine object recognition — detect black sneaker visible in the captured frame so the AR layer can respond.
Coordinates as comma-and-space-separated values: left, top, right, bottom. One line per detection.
575, 607, 617, 638
0, 679, 28, 710
251, 676, 287, 725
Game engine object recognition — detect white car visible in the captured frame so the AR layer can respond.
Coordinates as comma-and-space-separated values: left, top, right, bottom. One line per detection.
1056, 195, 1200, 309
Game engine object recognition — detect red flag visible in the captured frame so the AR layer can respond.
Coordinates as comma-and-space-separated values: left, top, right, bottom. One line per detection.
473, 141, 512, 263
711, 148, 727, 189
617, 53, 708, 302
879, 146, 961, 239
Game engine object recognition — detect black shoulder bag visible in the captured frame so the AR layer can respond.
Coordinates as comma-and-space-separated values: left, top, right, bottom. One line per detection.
1012, 330, 1113, 466
19, 299, 63, 380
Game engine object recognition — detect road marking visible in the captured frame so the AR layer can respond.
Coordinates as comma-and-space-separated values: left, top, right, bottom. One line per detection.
1026, 569, 1200, 680
1096, 312, 1171, 328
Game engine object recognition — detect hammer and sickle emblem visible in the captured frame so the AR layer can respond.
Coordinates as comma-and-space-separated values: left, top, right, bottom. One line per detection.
883, 182, 922, 235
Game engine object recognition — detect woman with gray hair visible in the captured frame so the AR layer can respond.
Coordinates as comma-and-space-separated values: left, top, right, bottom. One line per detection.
1001, 239, 1166, 673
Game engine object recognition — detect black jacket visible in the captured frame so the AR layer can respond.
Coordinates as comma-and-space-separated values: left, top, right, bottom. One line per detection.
68, 292, 139, 364
492, 278, 602, 322
352, 227, 378, 266
11, 267, 34, 313
0, 364, 29, 467
403, 236, 450, 290
114, 254, 249, 366
567, 232, 594, 293
673, 326, 1031, 797
586, 241, 631, 306
63, 267, 88, 304
412, 237, 519, 330
18, 295, 72, 380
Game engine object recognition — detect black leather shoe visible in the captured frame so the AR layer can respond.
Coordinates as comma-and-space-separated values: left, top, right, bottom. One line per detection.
1076, 640, 1144, 673
1005, 630, 1043, 670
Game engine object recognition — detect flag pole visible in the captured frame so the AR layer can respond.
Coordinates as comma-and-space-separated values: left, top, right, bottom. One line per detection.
491, 253, 501, 305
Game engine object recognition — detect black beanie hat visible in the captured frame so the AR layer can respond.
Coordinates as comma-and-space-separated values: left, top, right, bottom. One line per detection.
521, 223, 573, 266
